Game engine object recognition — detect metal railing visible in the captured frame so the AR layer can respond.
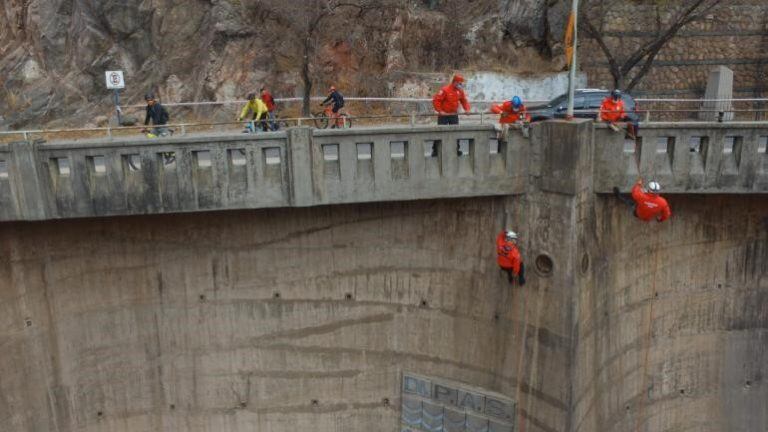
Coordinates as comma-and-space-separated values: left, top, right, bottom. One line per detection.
3, 97, 768, 143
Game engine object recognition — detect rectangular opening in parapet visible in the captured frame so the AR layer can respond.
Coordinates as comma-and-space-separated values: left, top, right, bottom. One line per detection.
53, 157, 70, 176
757, 136, 767, 154
229, 149, 246, 166
356, 143, 372, 160
158, 152, 176, 169
194, 150, 212, 168
457, 139, 473, 157
87, 155, 107, 175
124, 154, 141, 171
264, 147, 281, 165
390, 141, 407, 159
0, 160, 7, 179
723, 136, 743, 167
656, 136, 674, 154
424, 140, 441, 158
322, 144, 339, 161
489, 139, 500, 155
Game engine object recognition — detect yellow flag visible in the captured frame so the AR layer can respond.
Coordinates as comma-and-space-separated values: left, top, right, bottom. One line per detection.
565, 12, 575, 67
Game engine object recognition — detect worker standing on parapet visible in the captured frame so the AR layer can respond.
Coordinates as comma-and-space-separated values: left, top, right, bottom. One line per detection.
491, 96, 531, 141
613, 180, 672, 222
433, 74, 471, 125
496, 230, 525, 286
600, 89, 636, 139
238, 92, 269, 133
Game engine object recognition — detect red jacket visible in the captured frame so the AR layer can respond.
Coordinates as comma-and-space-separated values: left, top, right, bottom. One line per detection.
496, 232, 522, 274
261, 91, 276, 112
600, 97, 625, 122
433, 84, 470, 115
631, 183, 671, 222
491, 101, 531, 124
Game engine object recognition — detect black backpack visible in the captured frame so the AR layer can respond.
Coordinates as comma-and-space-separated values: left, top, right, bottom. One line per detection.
158, 104, 170, 124
336, 92, 345, 108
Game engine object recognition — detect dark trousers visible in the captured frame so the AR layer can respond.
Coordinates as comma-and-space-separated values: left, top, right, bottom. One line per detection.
502, 263, 526, 286
252, 113, 268, 131
437, 115, 459, 125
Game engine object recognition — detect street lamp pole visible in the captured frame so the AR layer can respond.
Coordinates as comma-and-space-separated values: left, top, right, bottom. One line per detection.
566, 0, 579, 119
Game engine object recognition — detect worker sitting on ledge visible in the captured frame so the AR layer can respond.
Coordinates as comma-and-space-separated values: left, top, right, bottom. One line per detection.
491, 95, 532, 141
613, 179, 672, 223
496, 230, 525, 286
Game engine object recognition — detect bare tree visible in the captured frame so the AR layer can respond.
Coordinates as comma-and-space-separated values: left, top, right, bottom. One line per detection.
580, 0, 721, 91
252, 0, 397, 116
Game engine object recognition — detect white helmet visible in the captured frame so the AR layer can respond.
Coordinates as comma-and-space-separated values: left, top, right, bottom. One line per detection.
505, 230, 518, 240
647, 181, 661, 193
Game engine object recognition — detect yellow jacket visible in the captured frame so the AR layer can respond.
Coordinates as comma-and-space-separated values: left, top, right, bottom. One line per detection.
238, 98, 268, 121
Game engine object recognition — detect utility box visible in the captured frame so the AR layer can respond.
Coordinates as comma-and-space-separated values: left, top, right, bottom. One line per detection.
699, 66, 734, 122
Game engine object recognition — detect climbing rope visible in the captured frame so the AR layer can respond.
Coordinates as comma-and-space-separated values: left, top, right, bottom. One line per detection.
635, 227, 660, 432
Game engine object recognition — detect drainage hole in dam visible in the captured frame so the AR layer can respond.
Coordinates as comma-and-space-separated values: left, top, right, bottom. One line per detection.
345, 293, 354, 300
240, 401, 247, 408
535, 254, 554, 276
679, 389, 685, 395
170, 404, 175, 410
625, 405, 630, 411
493, 313, 500, 321
420, 299, 428, 307
311, 399, 319, 406
199, 294, 206, 302
25, 318, 32, 327
745, 381, 752, 388
382, 398, 390, 406
273, 292, 281, 299
654, 292, 659, 298
580, 253, 589, 274
97, 411, 103, 417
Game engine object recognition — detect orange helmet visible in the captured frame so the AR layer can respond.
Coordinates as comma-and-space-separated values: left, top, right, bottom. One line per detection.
452, 74, 465, 84
329, 86, 336, 92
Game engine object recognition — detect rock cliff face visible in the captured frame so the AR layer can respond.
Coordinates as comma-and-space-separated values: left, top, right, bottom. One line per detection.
0, 0, 566, 129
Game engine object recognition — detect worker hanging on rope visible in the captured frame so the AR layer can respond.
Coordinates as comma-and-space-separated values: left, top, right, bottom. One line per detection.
496, 230, 526, 286
613, 180, 672, 222
491, 95, 532, 141
600, 89, 636, 140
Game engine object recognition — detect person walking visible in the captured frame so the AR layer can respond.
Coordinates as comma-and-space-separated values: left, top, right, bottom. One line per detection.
143, 93, 170, 137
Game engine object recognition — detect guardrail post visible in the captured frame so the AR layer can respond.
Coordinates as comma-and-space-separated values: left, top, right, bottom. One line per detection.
23, 132, 28, 140
107, 127, 112, 139
410, 112, 416, 127
181, 124, 187, 136
286, 127, 314, 207
9, 140, 48, 220
480, 112, 485, 124
644, 110, 650, 123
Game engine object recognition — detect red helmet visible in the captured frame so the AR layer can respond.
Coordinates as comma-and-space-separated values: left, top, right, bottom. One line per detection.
452, 74, 465, 84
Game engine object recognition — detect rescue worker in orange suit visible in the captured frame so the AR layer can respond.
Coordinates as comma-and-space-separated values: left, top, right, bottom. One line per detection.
496, 230, 525, 286
433, 74, 471, 126
613, 180, 672, 222
600, 89, 636, 139
491, 96, 531, 142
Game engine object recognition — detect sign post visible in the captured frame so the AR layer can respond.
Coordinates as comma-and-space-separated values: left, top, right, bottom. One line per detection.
105, 71, 126, 125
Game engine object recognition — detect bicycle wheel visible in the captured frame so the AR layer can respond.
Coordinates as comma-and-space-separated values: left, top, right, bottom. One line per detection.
312, 112, 329, 129
340, 114, 352, 129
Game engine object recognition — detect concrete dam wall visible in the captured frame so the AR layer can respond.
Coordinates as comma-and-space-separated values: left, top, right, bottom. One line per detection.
1, 121, 766, 432
2, 195, 766, 432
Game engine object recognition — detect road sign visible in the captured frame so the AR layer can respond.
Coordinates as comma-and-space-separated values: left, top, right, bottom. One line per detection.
105, 71, 125, 90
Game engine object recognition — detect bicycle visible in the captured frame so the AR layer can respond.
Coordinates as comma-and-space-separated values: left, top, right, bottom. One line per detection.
312, 104, 352, 129
265, 112, 289, 131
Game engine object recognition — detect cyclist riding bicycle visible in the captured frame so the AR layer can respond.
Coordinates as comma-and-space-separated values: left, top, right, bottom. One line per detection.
238, 92, 269, 132
320, 86, 345, 128
260, 86, 279, 130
